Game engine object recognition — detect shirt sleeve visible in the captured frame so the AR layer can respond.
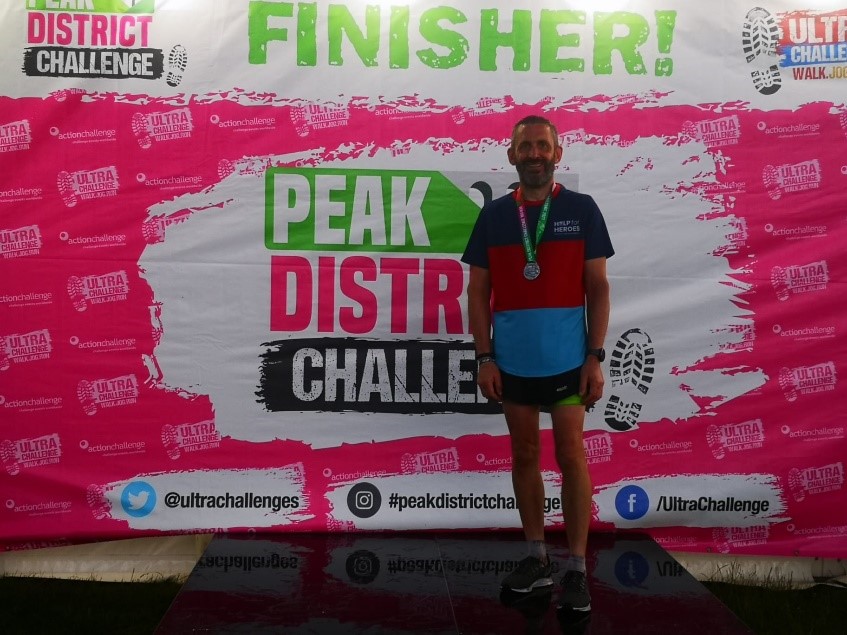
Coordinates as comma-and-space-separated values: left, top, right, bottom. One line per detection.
460, 207, 490, 269
583, 196, 615, 260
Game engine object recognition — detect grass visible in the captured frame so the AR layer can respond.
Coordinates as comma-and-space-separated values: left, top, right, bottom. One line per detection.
0, 573, 845, 634
705, 580, 846, 635
701, 562, 847, 635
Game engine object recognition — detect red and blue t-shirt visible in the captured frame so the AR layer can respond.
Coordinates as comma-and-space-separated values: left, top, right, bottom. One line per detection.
461, 185, 614, 377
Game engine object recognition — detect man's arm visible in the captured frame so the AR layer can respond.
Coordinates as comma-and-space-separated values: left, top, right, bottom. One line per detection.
467, 265, 501, 401
581, 257, 611, 406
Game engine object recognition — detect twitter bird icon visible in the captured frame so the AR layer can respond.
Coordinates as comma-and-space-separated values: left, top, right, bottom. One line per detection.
121, 481, 157, 517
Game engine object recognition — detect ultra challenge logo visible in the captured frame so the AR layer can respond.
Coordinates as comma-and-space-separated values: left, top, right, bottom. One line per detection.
22, 0, 186, 85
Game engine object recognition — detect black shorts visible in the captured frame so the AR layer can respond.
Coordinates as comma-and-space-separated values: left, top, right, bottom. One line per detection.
500, 367, 584, 408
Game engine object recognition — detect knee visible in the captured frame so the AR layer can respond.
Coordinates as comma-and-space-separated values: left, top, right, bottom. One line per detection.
555, 444, 586, 472
510, 441, 540, 470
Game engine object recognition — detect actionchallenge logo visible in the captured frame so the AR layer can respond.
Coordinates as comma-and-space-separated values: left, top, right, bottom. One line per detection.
22, 0, 187, 86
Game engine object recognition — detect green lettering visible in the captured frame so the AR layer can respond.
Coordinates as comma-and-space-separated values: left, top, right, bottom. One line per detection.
417, 7, 468, 70
593, 12, 648, 75
248, 1, 294, 65
389, 6, 410, 69
297, 3, 317, 67
654, 10, 676, 76
328, 4, 380, 67
539, 9, 585, 73
266, 168, 479, 253
480, 9, 532, 72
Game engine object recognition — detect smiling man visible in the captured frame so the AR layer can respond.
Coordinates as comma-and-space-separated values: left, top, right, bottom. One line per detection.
461, 115, 614, 612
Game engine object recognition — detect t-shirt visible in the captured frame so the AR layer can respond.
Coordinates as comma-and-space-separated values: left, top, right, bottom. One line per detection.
461, 185, 614, 377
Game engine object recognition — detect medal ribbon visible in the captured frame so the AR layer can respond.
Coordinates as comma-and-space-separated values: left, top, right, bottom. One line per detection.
516, 188, 553, 268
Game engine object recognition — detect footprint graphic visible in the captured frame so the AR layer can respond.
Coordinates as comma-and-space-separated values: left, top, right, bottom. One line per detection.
604, 328, 655, 432
787, 467, 805, 502
290, 107, 310, 137
67, 275, 88, 312
166, 44, 188, 88
1, 439, 20, 476
778, 367, 798, 402
609, 328, 655, 395
57, 171, 77, 207
132, 112, 153, 149
142, 217, 166, 244
741, 7, 782, 95
78, 379, 98, 416
162, 424, 182, 460
770, 266, 790, 302
0, 337, 10, 371
87, 484, 112, 520
706, 424, 726, 459
762, 164, 782, 200
603, 395, 642, 432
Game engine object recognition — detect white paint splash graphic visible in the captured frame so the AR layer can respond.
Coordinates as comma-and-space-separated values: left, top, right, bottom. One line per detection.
595, 473, 787, 528
96, 466, 311, 530
138, 133, 765, 446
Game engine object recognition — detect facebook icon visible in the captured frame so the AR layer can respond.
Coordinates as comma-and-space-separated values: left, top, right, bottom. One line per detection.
615, 485, 649, 520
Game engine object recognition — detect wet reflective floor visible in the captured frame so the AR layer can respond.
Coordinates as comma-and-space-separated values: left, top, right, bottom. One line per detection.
155, 531, 753, 634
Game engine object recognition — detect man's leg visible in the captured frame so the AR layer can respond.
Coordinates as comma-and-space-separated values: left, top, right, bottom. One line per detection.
550, 404, 591, 558
503, 401, 544, 544
501, 400, 554, 592
551, 404, 593, 611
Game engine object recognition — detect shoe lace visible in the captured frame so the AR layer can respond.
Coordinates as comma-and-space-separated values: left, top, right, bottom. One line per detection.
562, 570, 586, 591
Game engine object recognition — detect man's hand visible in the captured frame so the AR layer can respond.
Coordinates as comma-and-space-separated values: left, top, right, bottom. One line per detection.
477, 361, 502, 402
580, 357, 605, 408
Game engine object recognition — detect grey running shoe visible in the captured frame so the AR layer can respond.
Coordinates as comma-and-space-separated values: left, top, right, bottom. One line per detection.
502, 556, 554, 593
557, 570, 591, 611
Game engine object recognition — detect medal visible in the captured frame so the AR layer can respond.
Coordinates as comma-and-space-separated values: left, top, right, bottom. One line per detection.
523, 262, 541, 280
516, 187, 553, 283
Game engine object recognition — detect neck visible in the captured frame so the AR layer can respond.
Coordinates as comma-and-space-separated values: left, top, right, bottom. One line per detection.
519, 181, 555, 202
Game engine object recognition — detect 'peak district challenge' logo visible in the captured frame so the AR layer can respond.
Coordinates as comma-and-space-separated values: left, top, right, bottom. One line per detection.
23, 1, 187, 86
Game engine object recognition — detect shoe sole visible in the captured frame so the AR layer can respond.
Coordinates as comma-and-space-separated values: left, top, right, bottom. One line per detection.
605, 328, 655, 431
558, 602, 591, 611
166, 44, 188, 87
741, 7, 782, 95
505, 576, 554, 593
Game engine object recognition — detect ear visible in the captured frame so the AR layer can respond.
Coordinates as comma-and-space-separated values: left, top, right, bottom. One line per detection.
554, 145, 563, 164
507, 146, 517, 166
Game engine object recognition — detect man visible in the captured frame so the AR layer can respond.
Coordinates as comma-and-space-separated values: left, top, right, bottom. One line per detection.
461, 115, 613, 612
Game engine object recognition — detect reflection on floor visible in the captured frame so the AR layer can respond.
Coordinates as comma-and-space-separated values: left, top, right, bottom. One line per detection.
155, 531, 753, 634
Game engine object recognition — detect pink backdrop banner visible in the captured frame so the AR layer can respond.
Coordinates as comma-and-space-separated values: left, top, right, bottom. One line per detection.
1, 1, 845, 557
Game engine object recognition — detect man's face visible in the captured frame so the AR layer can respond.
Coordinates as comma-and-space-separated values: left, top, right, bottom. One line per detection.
507, 123, 563, 189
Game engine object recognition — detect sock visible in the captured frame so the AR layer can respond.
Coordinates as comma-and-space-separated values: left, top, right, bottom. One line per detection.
564, 555, 586, 573
528, 540, 548, 564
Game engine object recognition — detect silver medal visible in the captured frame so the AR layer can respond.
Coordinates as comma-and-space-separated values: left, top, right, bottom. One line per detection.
523, 262, 541, 280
